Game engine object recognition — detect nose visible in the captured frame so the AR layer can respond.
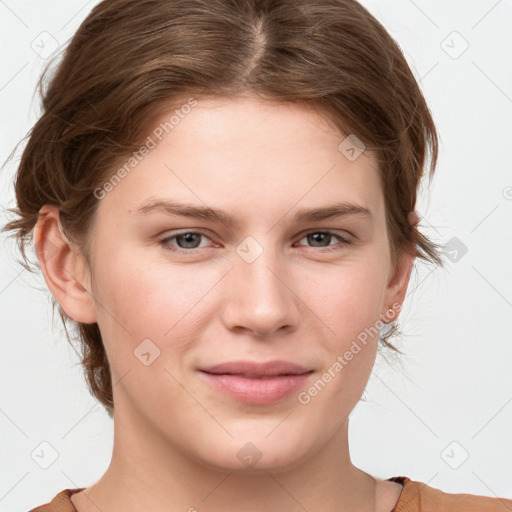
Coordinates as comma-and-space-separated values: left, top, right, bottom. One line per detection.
220, 239, 301, 338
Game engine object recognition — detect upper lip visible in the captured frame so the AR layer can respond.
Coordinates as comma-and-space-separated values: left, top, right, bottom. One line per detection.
199, 360, 312, 377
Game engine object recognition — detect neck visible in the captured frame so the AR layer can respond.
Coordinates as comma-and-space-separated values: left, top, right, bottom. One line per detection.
72, 409, 377, 512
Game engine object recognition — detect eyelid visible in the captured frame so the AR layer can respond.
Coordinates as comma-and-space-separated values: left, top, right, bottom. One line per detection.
297, 228, 352, 241
159, 229, 215, 248
294, 229, 352, 251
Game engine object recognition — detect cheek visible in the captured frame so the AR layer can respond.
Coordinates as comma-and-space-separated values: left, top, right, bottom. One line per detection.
292, 263, 386, 429
91, 253, 223, 368
300, 258, 388, 344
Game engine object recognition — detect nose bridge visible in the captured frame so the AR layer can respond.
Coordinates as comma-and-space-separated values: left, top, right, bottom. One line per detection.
223, 234, 298, 336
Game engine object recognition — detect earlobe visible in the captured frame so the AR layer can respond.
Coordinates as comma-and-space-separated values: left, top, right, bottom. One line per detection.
382, 212, 418, 321
34, 205, 97, 324
408, 210, 420, 227
382, 250, 414, 322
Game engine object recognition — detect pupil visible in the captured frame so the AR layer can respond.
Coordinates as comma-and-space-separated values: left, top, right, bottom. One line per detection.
309, 233, 330, 246
178, 233, 200, 248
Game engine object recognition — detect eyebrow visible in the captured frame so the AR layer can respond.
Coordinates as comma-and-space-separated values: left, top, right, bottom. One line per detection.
132, 199, 372, 225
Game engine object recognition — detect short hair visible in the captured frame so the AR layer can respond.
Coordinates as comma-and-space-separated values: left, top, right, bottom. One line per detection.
2, 0, 444, 417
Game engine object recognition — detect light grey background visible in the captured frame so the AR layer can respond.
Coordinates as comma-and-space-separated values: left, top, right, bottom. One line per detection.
1, 1, 511, 509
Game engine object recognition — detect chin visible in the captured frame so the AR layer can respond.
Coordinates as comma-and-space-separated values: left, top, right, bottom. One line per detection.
194, 427, 315, 474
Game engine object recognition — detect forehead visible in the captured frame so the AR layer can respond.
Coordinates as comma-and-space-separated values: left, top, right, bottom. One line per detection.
98, 95, 384, 223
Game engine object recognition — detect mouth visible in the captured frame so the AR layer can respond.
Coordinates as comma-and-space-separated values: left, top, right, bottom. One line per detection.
205, 374, 306, 379
199, 359, 312, 377
198, 360, 314, 404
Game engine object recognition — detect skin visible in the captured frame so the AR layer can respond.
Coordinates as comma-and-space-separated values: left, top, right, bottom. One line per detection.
35, 95, 416, 512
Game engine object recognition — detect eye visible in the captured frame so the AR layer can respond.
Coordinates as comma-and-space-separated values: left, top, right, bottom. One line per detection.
159, 230, 214, 253
158, 229, 352, 256
296, 230, 351, 251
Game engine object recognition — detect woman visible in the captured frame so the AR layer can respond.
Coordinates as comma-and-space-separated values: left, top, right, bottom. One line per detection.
4, 0, 511, 510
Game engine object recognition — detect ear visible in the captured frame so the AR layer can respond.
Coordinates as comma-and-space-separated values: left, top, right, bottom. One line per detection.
381, 211, 419, 322
34, 205, 97, 324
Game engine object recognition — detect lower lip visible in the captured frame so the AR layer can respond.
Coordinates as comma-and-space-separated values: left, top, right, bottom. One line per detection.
199, 371, 313, 405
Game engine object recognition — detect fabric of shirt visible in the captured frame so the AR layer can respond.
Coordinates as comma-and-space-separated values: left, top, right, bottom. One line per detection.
28, 475, 512, 512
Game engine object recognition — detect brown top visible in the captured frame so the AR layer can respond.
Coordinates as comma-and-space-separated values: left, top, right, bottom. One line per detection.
29, 476, 512, 512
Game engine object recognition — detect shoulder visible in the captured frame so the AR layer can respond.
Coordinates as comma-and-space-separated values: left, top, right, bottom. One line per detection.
389, 476, 512, 512
29, 488, 84, 512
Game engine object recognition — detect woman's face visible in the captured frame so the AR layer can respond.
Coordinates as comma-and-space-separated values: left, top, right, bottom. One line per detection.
81, 95, 411, 471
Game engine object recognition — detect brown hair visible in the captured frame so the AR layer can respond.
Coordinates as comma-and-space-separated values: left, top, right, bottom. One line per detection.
2, 0, 444, 417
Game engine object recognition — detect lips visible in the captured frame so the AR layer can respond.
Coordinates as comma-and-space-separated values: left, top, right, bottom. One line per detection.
198, 360, 314, 404
199, 360, 312, 377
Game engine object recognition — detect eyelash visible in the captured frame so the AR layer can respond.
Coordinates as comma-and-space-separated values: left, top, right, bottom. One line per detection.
158, 230, 352, 255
